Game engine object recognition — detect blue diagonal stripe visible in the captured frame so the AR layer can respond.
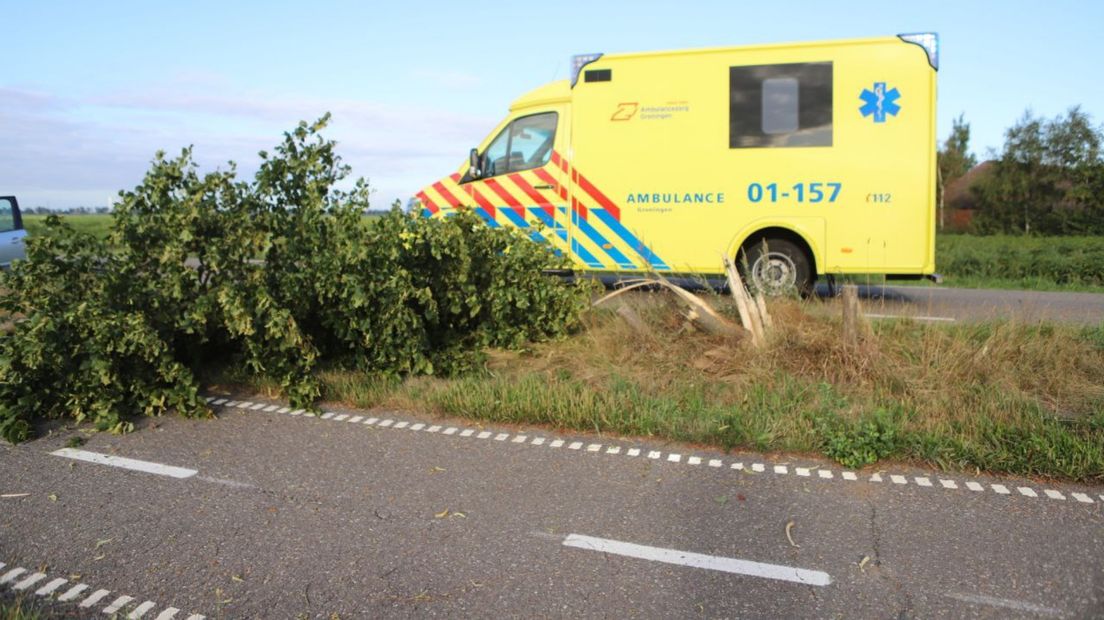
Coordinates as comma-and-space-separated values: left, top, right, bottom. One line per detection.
573, 209, 635, 269
499, 207, 547, 243
571, 238, 603, 268
590, 209, 670, 270
474, 206, 500, 228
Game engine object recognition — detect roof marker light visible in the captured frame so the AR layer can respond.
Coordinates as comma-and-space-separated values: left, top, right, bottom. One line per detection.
570, 53, 604, 87
898, 32, 939, 71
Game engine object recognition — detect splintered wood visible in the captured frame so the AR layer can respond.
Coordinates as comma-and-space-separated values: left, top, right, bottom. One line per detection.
723, 256, 769, 348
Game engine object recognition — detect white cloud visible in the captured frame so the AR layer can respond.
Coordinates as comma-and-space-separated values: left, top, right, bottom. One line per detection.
0, 79, 497, 209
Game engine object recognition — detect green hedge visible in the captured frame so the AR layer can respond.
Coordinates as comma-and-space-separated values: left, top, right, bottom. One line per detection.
938, 234, 1104, 286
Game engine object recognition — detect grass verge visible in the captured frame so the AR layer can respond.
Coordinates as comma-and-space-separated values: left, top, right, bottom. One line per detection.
210, 294, 1104, 483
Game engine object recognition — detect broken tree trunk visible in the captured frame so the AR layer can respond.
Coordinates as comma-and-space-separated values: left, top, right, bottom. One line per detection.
841, 284, 871, 345
723, 256, 765, 347
685, 307, 746, 340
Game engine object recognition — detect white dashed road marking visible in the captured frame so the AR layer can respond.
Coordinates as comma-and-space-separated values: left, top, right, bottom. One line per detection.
1, 568, 28, 584
12, 572, 46, 590
212, 397, 1102, 508
103, 595, 135, 614
34, 577, 67, 596
51, 448, 197, 479
58, 583, 90, 601
128, 600, 158, 618
562, 534, 831, 587
0, 559, 209, 619
79, 589, 112, 608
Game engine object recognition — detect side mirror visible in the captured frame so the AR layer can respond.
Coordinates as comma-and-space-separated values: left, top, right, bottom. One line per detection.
468, 148, 482, 179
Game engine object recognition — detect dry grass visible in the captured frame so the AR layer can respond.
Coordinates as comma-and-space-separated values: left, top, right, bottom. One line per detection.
212, 291, 1104, 481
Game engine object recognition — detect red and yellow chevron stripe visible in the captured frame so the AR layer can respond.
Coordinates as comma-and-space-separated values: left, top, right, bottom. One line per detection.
416, 151, 669, 272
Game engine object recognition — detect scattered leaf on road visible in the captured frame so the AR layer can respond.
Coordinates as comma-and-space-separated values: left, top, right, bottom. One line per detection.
1, 493, 30, 498
232, 575, 244, 582
714, 495, 728, 505
48, 493, 58, 502
435, 509, 450, 519
429, 467, 446, 474
94, 538, 112, 549
858, 555, 871, 573
785, 520, 800, 548
452, 511, 466, 518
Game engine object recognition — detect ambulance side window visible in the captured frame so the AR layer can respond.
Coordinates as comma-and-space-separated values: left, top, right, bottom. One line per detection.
729, 62, 832, 148
484, 126, 512, 177
481, 112, 558, 178
507, 113, 557, 171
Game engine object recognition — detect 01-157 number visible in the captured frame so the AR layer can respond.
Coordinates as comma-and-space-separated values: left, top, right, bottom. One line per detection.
747, 182, 841, 203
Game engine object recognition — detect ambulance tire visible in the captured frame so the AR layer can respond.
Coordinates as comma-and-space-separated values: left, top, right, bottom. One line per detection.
739, 238, 814, 298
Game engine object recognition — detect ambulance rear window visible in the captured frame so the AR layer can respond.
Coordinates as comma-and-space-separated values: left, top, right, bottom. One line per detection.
729, 62, 832, 148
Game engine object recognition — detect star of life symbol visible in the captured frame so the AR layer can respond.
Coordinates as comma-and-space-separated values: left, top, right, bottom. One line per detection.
859, 82, 901, 123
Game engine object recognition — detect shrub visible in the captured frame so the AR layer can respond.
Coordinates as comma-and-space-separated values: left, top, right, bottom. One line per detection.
807, 387, 904, 468
0, 116, 590, 442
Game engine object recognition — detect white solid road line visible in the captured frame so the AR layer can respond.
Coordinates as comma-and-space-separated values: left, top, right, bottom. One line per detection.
865, 313, 956, 322
562, 534, 832, 587
50, 448, 197, 479
944, 592, 1064, 617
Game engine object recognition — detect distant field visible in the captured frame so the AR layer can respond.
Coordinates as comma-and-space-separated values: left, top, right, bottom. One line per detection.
18, 218, 1103, 293
23, 213, 112, 239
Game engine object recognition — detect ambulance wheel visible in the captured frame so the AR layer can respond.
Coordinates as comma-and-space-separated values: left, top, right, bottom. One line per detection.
739, 238, 813, 297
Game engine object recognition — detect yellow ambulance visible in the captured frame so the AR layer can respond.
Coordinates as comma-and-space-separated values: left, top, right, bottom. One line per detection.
415, 34, 938, 294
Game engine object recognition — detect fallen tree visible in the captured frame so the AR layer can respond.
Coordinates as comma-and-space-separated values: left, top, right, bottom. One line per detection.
0, 116, 591, 443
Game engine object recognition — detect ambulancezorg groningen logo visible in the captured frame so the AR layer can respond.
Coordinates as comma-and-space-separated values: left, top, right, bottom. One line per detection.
859, 82, 901, 123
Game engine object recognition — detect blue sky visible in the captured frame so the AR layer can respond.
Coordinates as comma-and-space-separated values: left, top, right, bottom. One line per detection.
3, 0, 1102, 209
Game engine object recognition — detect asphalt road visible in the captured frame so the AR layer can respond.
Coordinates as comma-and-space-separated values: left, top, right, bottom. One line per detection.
817, 284, 1104, 325
2, 398, 1102, 618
